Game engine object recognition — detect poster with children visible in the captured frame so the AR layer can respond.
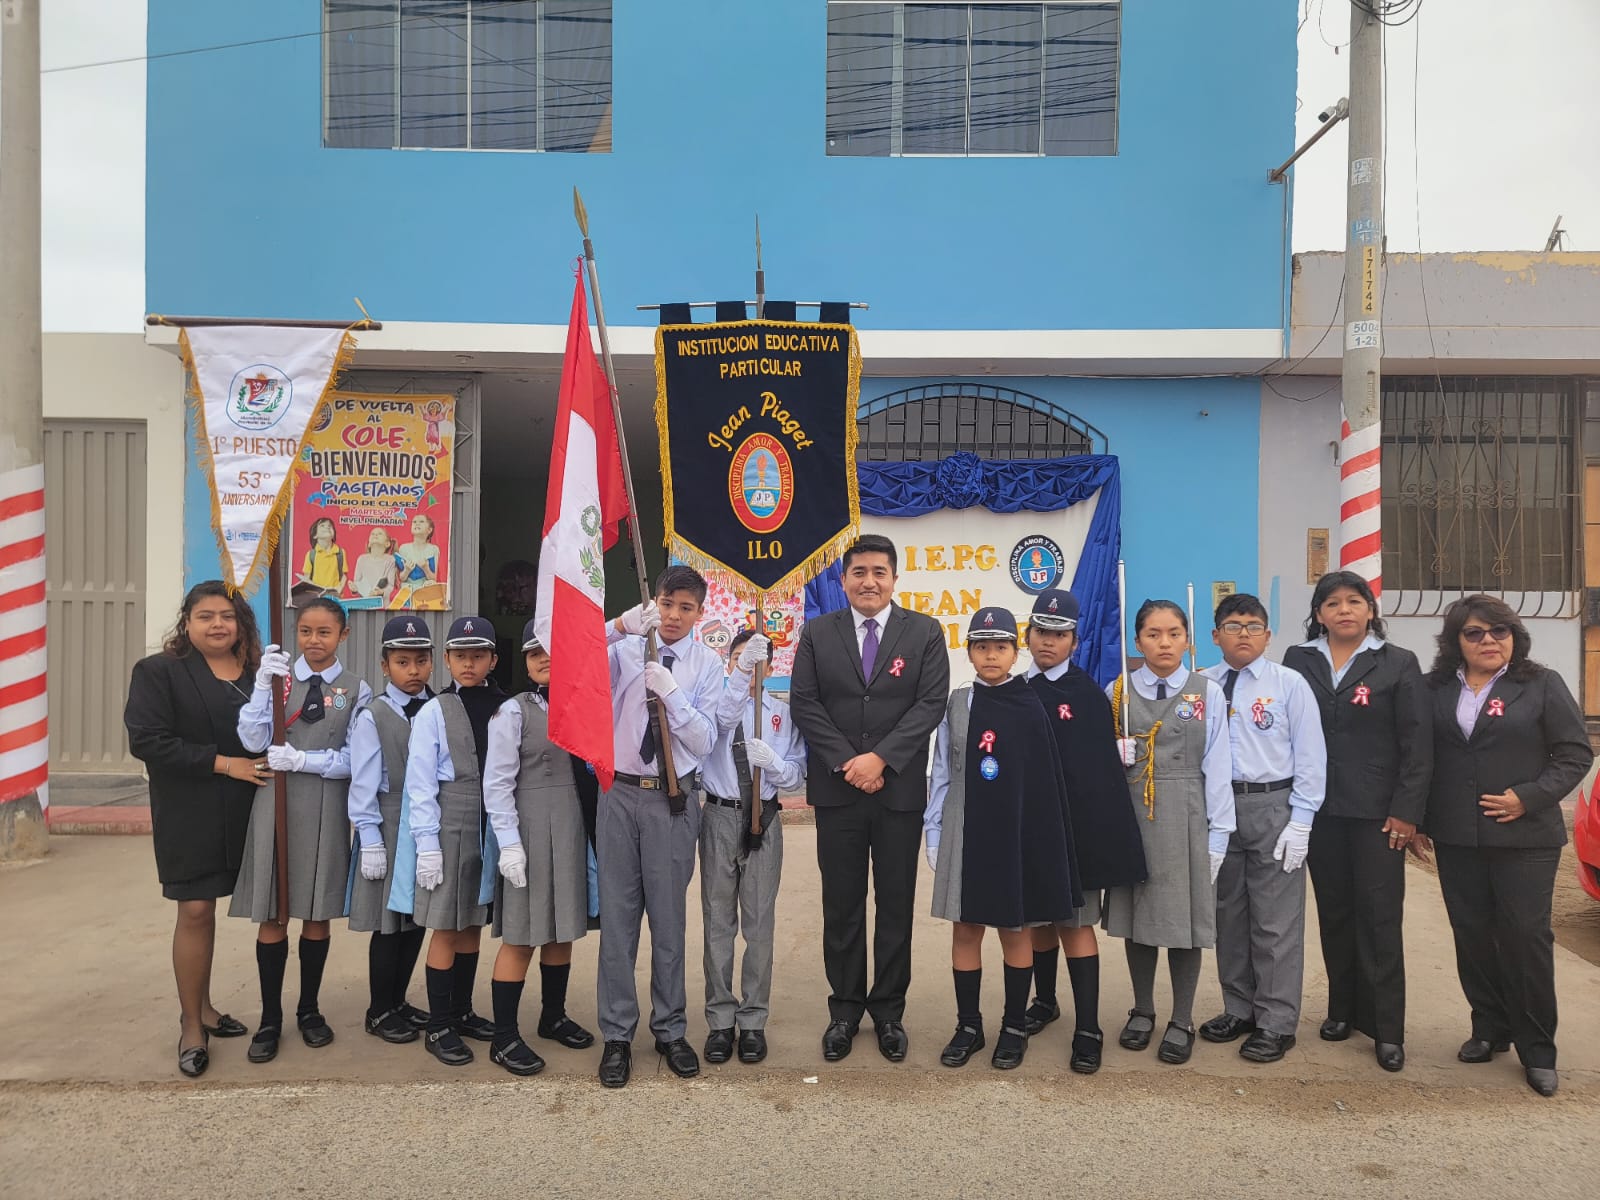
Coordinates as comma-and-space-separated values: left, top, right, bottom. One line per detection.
694, 576, 805, 681
288, 392, 455, 611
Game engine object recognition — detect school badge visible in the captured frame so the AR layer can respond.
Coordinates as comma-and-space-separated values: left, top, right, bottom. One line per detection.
979, 756, 1000, 780
1176, 693, 1204, 721
331, 687, 349, 712
1008, 534, 1065, 595
1251, 697, 1273, 730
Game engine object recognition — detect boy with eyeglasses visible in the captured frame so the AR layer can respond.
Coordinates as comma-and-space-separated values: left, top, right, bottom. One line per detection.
1197, 594, 1327, 1063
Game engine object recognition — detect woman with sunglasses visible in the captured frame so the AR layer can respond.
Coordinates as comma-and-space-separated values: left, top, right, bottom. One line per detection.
1421, 595, 1591, 1097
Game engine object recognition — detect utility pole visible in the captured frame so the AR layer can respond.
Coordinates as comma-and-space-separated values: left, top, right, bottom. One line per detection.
1337, 1, 1385, 598
0, 0, 50, 861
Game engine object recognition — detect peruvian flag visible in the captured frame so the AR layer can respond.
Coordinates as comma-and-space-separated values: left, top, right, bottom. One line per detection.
535, 269, 630, 790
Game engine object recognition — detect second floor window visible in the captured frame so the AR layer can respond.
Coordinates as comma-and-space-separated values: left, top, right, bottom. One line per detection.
324, 1, 612, 152
826, 1, 1120, 157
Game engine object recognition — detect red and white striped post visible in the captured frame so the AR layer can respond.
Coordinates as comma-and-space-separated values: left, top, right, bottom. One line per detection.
0, 464, 47, 805
1339, 415, 1383, 596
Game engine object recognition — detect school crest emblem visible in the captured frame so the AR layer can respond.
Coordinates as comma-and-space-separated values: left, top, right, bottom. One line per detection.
1176, 693, 1204, 721
728, 433, 794, 535
979, 755, 1000, 780
1007, 534, 1065, 595
225, 364, 292, 431
331, 687, 349, 711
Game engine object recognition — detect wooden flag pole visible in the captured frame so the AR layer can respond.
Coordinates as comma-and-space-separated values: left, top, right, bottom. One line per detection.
269, 550, 290, 926
573, 188, 681, 797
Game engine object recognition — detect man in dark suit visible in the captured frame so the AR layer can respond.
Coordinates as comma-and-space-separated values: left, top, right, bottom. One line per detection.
789, 534, 950, 1062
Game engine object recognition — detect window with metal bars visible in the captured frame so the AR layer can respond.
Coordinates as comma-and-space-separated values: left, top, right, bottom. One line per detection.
323, 1, 612, 152
856, 384, 1103, 461
1380, 376, 1581, 613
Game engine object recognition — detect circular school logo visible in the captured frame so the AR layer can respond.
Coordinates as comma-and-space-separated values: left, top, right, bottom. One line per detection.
225, 364, 292, 431
310, 403, 334, 434
1008, 534, 1064, 594
979, 755, 1000, 780
728, 433, 794, 535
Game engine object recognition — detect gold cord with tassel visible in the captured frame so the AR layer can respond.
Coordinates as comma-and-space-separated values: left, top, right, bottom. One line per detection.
1112, 676, 1163, 821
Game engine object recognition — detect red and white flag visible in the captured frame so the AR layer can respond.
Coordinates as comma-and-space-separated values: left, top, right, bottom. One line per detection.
535, 270, 630, 791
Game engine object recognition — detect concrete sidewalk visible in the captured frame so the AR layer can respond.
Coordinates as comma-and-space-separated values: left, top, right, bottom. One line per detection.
2, 830, 1596, 1094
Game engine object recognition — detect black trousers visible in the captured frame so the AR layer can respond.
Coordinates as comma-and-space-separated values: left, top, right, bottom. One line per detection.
1434, 842, 1561, 1069
814, 795, 922, 1026
1307, 814, 1407, 1043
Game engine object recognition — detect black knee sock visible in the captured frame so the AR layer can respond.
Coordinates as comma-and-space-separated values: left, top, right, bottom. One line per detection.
539, 961, 571, 1029
393, 927, 425, 1009
492, 979, 525, 1048
1032, 947, 1060, 1005
369, 933, 401, 1018
1002, 964, 1033, 1032
1167, 947, 1202, 1028
296, 936, 331, 1021
953, 968, 982, 1024
256, 938, 289, 1029
1066, 953, 1101, 1035
425, 964, 455, 1033
451, 950, 481, 1020
1125, 941, 1159, 1017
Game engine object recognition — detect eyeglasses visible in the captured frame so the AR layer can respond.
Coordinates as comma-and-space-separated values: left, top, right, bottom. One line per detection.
1461, 624, 1513, 643
1219, 622, 1267, 636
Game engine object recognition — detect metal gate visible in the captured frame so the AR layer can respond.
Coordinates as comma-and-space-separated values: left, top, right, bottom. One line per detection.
44, 419, 147, 771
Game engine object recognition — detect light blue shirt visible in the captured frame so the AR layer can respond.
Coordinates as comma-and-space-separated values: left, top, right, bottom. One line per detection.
923, 678, 1002, 851
482, 692, 547, 848
347, 683, 431, 848
236, 655, 369, 779
1203, 657, 1327, 825
405, 687, 490, 856
699, 669, 807, 803
1304, 632, 1385, 685
606, 625, 723, 777
1024, 660, 1072, 682
1107, 664, 1236, 854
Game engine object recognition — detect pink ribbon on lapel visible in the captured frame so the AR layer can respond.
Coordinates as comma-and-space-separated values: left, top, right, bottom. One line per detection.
977, 729, 996, 752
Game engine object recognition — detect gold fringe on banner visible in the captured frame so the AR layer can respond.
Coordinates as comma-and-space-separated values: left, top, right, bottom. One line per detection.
653, 320, 863, 604
180, 327, 359, 599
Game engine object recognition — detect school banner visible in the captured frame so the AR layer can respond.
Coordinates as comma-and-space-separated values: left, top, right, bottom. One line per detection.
181, 325, 357, 596
655, 320, 861, 597
288, 392, 455, 611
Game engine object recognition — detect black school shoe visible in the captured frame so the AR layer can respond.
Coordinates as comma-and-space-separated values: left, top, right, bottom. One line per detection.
1024, 999, 1061, 1037
247, 1026, 281, 1064
1118, 1009, 1156, 1051
991, 1026, 1028, 1071
202, 1014, 248, 1038
598, 1041, 632, 1088
703, 1027, 736, 1064
424, 1028, 474, 1067
297, 1012, 335, 1048
365, 1009, 419, 1044
455, 1011, 497, 1042
737, 1029, 768, 1064
1070, 1030, 1104, 1075
940, 1022, 986, 1068
655, 1038, 701, 1079
490, 1038, 547, 1077
398, 1003, 431, 1030
538, 1015, 596, 1050
1156, 1022, 1195, 1065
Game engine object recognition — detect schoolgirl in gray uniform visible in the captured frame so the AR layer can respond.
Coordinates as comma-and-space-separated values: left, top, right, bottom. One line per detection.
232, 596, 371, 1064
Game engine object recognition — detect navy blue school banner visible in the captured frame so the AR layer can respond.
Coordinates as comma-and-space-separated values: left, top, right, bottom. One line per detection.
805, 453, 1124, 687
654, 320, 862, 596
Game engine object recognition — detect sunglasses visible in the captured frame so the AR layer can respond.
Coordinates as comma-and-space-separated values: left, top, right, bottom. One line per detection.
1461, 624, 1513, 644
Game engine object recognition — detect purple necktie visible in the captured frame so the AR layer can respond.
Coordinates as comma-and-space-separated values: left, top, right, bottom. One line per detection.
861, 617, 879, 678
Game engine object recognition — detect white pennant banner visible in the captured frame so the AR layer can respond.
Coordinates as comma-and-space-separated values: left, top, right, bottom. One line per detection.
181, 325, 356, 595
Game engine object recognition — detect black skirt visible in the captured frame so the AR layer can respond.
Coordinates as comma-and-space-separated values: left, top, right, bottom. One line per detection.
163, 869, 239, 901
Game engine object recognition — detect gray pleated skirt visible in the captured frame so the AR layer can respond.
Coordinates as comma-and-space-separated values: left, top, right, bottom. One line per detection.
1057, 890, 1104, 929
229, 779, 351, 923
411, 779, 489, 931
1102, 774, 1215, 949
348, 794, 415, 934
492, 785, 589, 948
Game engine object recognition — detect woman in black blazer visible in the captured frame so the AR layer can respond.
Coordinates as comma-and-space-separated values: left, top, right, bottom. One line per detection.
1283, 571, 1432, 1073
124, 581, 270, 1077
1422, 595, 1592, 1098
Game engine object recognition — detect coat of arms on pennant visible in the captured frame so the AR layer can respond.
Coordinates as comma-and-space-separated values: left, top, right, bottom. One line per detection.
228, 366, 291, 430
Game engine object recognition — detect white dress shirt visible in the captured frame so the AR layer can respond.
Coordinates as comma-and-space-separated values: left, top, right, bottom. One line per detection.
699, 668, 807, 803
851, 603, 897, 656
1024, 660, 1072, 683
1202, 657, 1327, 824
1303, 632, 1385, 686
236, 655, 369, 778
482, 691, 548, 848
347, 683, 429, 848
605, 626, 723, 778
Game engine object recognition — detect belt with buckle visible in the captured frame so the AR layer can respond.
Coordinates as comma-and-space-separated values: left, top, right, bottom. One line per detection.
615, 771, 695, 792
707, 792, 741, 809
1232, 778, 1294, 794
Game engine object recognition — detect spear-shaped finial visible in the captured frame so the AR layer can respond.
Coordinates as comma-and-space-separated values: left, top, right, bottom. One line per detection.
573, 187, 590, 239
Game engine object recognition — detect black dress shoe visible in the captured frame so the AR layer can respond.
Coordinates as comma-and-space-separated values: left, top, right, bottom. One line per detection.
1024, 999, 1061, 1036
822, 1020, 857, 1062
940, 1022, 986, 1068
424, 1028, 474, 1066
598, 1040, 632, 1088
537, 1015, 596, 1050
1118, 1009, 1157, 1051
455, 1011, 497, 1042
1239, 1030, 1296, 1063
704, 1027, 736, 1064
203, 1013, 248, 1038
1457, 1037, 1510, 1064
398, 1002, 431, 1030
876, 1021, 909, 1062
178, 1032, 210, 1078
1319, 1018, 1352, 1042
991, 1026, 1028, 1071
247, 1026, 280, 1064
490, 1037, 546, 1077
1156, 1022, 1195, 1065
1200, 1012, 1256, 1044
1525, 1067, 1559, 1097
366, 1009, 420, 1044
297, 1012, 334, 1049
1070, 1030, 1103, 1075
655, 1037, 700, 1078
1375, 1042, 1405, 1072
738, 1029, 768, 1064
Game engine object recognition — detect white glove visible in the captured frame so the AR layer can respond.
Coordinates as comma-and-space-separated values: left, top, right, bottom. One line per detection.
1273, 820, 1313, 874
499, 843, 528, 889
926, 844, 939, 871
416, 850, 444, 891
1209, 850, 1226, 886
266, 744, 306, 773
256, 644, 291, 688
618, 601, 661, 637
359, 845, 388, 881
736, 634, 771, 672
1116, 737, 1138, 767
643, 660, 679, 699
743, 738, 781, 772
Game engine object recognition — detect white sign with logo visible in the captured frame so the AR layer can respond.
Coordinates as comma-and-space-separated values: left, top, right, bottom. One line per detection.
864, 495, 1101, 688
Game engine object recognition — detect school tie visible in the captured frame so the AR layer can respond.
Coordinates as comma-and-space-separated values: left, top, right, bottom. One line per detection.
300, 675, 326, 725
1155, 679, 1167, 701
402, 695, 427, 720
860, 618, 879, 678
639, 652, 675, 765
1222, 668, 1239, 713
